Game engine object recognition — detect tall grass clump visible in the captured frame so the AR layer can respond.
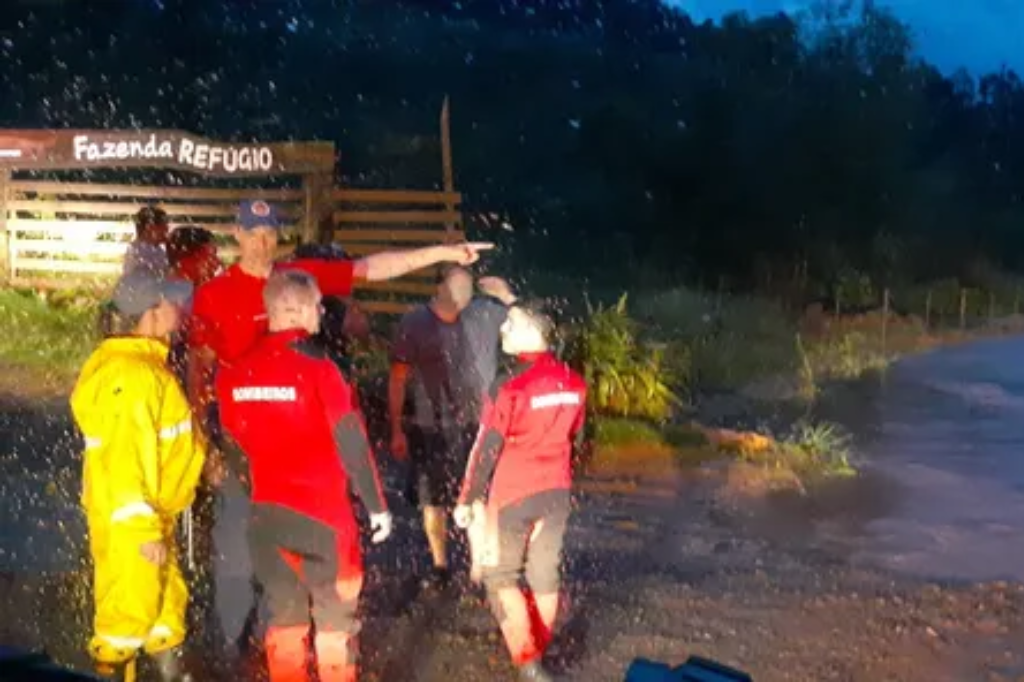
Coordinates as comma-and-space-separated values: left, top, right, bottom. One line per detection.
565, 294, 682, 421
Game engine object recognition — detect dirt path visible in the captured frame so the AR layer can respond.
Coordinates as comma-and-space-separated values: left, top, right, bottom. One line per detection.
2, 395, 1024, 681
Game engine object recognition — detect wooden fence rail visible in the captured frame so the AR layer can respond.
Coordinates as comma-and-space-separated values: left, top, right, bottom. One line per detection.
1, 179, 462, 314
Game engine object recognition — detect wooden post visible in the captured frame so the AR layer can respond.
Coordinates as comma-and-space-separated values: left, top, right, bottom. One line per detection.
0, 169, 8, 283
302, 171, 335, 246
440, 95, 457, 243
959, 288, 967, 331
881, 288, 889, 357
924, 288, 932, 330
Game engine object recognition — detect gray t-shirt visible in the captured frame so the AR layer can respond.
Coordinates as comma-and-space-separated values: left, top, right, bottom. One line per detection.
391, 297, 508, 429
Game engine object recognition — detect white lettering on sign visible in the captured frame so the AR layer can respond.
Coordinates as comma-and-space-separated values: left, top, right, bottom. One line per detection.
232, 386, 297, 403
530, 392, 582, 410
72, 134, 275, 174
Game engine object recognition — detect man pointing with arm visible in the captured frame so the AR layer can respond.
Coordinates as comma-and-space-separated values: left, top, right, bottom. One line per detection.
183, 199, 491, 659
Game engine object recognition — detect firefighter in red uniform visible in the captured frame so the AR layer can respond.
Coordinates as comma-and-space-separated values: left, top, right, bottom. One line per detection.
215, 269, 392, 682
454, 303, 587, 682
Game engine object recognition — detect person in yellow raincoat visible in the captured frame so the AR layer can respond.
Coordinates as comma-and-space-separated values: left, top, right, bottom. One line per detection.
71, 270, 207, 682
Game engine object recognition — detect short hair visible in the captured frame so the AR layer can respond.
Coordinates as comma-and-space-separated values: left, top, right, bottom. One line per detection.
263, 269, 320, 314
134, 206, 168, 233
166, 226, 215, 266
510, 299, 557, 343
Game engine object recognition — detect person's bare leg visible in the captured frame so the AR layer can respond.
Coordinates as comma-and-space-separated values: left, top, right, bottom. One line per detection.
423, 504, 448, 570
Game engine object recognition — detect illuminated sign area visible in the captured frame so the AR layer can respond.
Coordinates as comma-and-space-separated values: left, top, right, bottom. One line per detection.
0, 129, 334, 176
72, 133, 275, 174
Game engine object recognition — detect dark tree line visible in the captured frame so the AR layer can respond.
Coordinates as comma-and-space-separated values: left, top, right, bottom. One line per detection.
1, 0, 1024, 301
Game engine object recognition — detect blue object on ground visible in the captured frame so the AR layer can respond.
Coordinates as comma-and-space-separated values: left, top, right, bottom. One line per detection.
626, 655, 753, 682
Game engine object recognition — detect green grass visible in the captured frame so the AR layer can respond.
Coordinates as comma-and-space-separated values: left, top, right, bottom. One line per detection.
0, 288, 100, 387
764, 421, 858, 479
591, 414, 857, 480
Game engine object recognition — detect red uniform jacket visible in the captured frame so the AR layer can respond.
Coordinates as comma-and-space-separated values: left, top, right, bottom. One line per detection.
191, 259, 354, 367
216, 329, 386, 532
459, 352, 587, 510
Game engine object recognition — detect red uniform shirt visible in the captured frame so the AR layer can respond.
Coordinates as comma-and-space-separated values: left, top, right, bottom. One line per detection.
460, 353, 587, 510
190, 259, 355, 367
215, 329, 386, 532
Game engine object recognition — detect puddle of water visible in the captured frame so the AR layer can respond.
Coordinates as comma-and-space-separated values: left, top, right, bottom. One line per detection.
823, 336, 1024, 582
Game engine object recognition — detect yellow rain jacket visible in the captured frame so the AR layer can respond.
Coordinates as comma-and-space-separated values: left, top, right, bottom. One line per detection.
70, 337, 206, 665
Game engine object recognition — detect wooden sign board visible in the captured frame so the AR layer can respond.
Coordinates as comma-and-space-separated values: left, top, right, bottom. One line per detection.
0, 129, 335, 176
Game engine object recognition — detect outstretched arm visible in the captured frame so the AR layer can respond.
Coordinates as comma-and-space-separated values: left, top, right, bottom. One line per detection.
354, 242, 494, 282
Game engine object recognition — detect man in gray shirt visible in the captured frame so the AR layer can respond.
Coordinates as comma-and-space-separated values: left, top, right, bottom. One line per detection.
389, 266, 516, 588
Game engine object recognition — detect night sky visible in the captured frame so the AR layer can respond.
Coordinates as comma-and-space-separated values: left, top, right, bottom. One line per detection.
669, 0, 1023, 74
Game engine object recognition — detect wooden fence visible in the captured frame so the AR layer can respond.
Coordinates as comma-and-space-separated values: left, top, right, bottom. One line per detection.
0, 179, 462, 314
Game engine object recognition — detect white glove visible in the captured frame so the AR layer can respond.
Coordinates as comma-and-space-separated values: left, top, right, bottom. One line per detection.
369, 512, 392, 544
453, 504, 474, 530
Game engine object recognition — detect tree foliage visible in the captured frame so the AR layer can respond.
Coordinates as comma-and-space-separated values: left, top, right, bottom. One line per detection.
0, 0, 1021, 297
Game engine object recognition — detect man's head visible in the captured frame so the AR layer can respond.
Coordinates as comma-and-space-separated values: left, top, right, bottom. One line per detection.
167, 226, 220, 286
234, 200, 282, 270
500, 302, 555, 355
101, 270, 192, 339
134, 206, 170, 245
263, 269, 322, 334
435, 264, 474, 312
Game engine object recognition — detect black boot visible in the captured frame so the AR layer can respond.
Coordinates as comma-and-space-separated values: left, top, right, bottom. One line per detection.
149, 647, 193, 682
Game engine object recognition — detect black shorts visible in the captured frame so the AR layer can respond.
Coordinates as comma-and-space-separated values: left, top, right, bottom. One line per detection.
483, 489, 571, 594
248, 503, 363, 633
406, 424, 477, 508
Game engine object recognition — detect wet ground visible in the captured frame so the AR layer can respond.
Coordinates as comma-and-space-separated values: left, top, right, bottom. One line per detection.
6, 337, 1024, 680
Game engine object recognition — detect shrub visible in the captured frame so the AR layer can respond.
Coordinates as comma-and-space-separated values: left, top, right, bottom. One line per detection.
565, 294, 682, 421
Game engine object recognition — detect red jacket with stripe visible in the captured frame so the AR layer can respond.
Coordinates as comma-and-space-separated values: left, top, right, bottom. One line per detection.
459, 352, 587, 510
216, 329, 386, 532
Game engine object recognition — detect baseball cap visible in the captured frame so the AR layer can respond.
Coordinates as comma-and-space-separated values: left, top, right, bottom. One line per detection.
112, 270, 193, 316
238, 199, 283, 231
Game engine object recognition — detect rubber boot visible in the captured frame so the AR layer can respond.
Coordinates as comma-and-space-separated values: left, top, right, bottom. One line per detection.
94, 660, 131, 682
150, 647, 194, 682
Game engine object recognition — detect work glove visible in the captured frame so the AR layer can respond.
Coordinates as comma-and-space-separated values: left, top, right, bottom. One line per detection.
453, 503, 474, 530
369, 512, 392, 544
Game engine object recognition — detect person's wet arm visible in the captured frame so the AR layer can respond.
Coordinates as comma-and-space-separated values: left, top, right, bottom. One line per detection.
459, 386, 516, 505
321, 362, 388, 515
353, 242, 494, 282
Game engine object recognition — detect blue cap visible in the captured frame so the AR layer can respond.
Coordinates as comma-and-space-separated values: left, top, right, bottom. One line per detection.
238, 199, 283, 231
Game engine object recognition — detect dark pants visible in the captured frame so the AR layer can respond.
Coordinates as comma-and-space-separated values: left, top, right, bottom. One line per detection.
482, 489, 571, 593
249, 503, 363, 681
406, 424, 478, 508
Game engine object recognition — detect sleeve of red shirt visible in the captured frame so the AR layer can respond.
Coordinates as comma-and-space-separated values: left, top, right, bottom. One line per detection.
278, 258, 355, 298
318, 359, 388, 515
459, 386, 516, 505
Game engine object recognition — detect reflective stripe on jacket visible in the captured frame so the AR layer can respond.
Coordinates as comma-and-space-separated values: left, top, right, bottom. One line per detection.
71, 337, 206, 536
